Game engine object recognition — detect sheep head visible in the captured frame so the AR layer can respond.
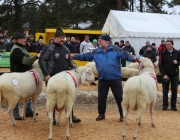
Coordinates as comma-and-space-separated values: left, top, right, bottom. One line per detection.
32, 60, 40, 69
139, 57, 154, 70
76, 66, 95, 83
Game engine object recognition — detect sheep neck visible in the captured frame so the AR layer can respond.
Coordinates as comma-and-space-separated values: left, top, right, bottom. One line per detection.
140, 67, 155, 74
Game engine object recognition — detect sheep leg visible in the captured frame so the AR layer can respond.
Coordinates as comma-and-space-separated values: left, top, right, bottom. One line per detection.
22, 100, 28, 120
122, 107, 129, 140
66, 116, 70, 140
138, 117, 141, 126
48, 110, 53, 140
69, 112, 74, 128
32, 95, 38, 122
56, 110, 63, 125
8, 110, 16, 127
133, 108, 144, 140
150, 101, 155, 127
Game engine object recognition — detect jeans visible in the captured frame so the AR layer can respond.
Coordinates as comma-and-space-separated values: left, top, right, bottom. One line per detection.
13, 99, 32, 115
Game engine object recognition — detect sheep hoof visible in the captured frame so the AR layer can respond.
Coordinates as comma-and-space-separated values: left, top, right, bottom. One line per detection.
56, 122, 59, 126
70, 123, 74, 128
138, 122, 141, 126
66, 136, 70, 140
49, 139, 52, 140
13, 124, 17, 127
152, 124, 155, 127
34, 118, 37, 122
122, 135, 126, 140
133, 137, 137, 140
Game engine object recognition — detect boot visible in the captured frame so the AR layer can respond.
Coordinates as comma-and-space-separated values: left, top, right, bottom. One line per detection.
14, 114, 22, 120
25, 111, 38, 117
72, 115, 81, 123
96, 114, 105, 121
53, 109, 57, 125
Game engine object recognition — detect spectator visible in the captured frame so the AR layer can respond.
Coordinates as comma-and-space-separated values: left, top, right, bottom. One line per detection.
158, 39, 166, 56
75, 37, 80, 52
119, 40, 125, 49
123, 41, 135, 55
79, 35, 93, 54
139, 41, 150, 56
35, 39, 45, 53
49, 38, 54, 44
114, 42, 119, 47
159, 39, 180, 111
87, 39, 98, 53
0, 36, 6, 52
29, 34, 36, 44
3, 30, 9, 45
151, 43, 158, 56
25, 38, 34, 52
6, 36, 16, 52
65, 36, 71, 50
69, 37, 79, 53
143, 45, 157, 63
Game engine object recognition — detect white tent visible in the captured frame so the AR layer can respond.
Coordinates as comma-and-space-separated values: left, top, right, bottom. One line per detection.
102, 10, 180, 54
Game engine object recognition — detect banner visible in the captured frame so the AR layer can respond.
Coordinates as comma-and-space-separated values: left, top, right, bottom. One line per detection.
0, 52, 10, 67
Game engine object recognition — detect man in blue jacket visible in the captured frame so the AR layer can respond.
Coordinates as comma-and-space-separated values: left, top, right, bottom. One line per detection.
73, 34, 141, 122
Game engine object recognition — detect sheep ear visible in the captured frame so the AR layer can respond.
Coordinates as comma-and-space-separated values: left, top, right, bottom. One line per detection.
81, 71, 86, 83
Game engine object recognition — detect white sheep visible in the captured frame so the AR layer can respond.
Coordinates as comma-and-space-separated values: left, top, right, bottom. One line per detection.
46, 66, 94, 140
85, 62, 139, 79
121, 57, 157, 140
0, 60, 44, 126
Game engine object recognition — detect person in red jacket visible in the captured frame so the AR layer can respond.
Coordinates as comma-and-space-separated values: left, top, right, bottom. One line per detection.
158, 39, 166, 56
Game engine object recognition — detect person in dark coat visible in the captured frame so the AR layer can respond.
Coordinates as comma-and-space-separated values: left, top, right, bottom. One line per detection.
6, 36, 16, 52
139, 41, 150, 56
35, 39, 45, 53
143, 45, 157, 63
25, 38, 35, 52
159, 39, 180, 111
151, 43, 158, 56
123, 41, 135, 55
69, 37, 79, 53
10, 30, 40, 120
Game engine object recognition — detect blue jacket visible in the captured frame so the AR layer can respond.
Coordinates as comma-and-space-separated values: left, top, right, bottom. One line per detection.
74, 45, 135, 80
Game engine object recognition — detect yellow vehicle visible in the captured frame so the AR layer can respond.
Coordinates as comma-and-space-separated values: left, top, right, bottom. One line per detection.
36, 28, 102, 44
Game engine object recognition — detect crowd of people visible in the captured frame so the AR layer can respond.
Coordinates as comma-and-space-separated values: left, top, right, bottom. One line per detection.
0, 28, 179, 125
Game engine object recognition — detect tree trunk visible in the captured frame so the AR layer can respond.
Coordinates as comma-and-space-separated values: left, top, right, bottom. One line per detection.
140, 0, 143, 12
117, 0, 122, 10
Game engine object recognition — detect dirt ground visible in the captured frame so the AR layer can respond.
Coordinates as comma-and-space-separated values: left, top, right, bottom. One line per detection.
0, 82, 180, 140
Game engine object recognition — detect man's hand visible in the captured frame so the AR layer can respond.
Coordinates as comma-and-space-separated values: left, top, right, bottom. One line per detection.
3, 49, 6, 52
163, 75, 168, 80
37, 53, 40, 58
44, 75, 50, 81
173, 60, 177, 64
71, 55, 75, 59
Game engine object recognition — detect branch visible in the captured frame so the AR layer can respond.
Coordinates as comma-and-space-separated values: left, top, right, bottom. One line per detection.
21, 1, 43, 7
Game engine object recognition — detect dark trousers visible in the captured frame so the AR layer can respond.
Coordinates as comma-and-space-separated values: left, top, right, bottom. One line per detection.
98, 79, 123, 115
162, 75, 178, 108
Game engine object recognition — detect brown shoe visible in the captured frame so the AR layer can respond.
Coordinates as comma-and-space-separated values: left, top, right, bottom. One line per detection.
13, 114, 23, 120
96, 114, 105, 121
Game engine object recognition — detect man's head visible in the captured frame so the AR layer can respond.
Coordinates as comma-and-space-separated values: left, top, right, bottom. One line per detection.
92, 39, 97, 47
161, 39, 165, 45
166, 39, 173, 50
125, 41, 130, 47
66, 36, 70, 42
146, 41, 150, 46
26, 38, 31, 45
120, 40, 124, 46
84, 35, 89, 42
29, 34, 34, 41
75, 37, 80, 43
14, 30, 27, 46
11, 36, 16, 43
147, 45, 152, 51
3, 30, 8, 37
71, 37, 75, 43
38, 39, 44, 46
0, 36, 5, 43
54, 28, 65, 45
151, 43, 156, 48
49, 38, 54, 44
98, 34, 110, 49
